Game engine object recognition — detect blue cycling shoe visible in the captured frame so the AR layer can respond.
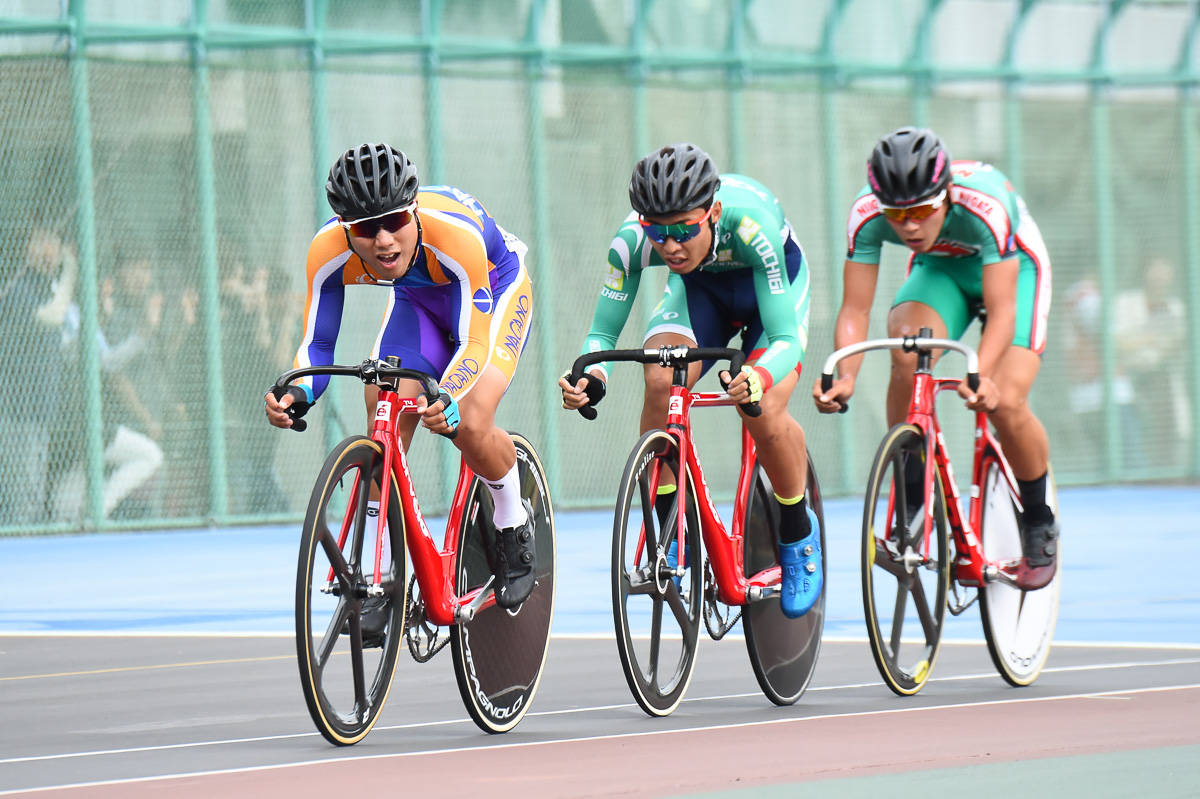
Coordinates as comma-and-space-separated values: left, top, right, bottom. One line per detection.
779, 508, 822, 619
666, 539, 690, 592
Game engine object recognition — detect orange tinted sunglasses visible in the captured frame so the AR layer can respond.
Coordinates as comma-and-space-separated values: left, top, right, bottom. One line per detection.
880, 190, 947, 223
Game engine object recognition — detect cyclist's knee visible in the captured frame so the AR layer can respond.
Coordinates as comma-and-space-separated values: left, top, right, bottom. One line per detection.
887, 361, 916, 395
744, 407, 798, 444
642, 370, 672, 408
991, 387, 1032, 426
754, 389, 792, 418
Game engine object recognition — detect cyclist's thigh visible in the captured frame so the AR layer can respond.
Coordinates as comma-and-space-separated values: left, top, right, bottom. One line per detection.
376, 270, 532, 397
644, 271, 700, 344
456, 365, 510, 429
644, 329, 703, 390
889, 259, 970, 339
992, 344, 1042, 407
655, 270, 752, 381
1013, 248, 1051, 354
484, 242, 535, 381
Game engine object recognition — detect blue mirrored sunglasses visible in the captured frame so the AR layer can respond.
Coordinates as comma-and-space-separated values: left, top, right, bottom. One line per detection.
639, 205, 714, 244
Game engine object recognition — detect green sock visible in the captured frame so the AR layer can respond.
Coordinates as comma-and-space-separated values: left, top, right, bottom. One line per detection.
654, 485, 677, 531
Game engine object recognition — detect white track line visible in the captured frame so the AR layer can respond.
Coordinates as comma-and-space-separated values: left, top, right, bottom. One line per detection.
3, 682, 1198, 796
1, 631, 1198, 651
2, 658, 1198, 767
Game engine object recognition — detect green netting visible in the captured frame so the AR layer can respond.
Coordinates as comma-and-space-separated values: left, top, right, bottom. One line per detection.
1, 0, 1197, 536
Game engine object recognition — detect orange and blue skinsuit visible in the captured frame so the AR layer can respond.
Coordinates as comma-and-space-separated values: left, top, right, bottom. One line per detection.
291, 185, 533, 405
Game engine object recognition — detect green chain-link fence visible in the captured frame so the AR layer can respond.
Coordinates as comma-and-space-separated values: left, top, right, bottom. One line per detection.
2, 0, 1197, 535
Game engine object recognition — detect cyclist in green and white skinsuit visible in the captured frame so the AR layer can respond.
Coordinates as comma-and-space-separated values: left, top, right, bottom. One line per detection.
813, 126, 1058, 591
559, 143, 821, 618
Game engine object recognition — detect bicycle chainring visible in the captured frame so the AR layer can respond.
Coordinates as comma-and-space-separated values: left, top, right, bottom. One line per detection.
702, 558, 740, 640
405, 573, 448, 662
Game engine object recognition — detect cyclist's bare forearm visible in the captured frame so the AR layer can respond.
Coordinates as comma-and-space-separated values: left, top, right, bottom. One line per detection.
832, 308, 872, 381
978, 258, 1020, 379
832, 260, 879, 383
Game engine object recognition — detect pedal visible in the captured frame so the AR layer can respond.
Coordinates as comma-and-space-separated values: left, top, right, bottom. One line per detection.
747, 585, 779, 602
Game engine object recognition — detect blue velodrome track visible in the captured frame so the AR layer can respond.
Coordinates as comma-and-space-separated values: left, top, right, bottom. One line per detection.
1, 485, 1196, 645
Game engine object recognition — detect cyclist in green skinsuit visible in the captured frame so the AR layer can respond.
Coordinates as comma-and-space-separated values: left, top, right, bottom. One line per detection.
813, 126, 1058, 590
559, 143, 821, 618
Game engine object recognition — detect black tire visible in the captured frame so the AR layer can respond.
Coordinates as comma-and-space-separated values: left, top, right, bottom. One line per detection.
861, 424, 950, 696
296, 436, 407, 746
979, 458, 1060, 686
450, 433, 555, 733
742, 451, 826, 705
612, 430, 702, 717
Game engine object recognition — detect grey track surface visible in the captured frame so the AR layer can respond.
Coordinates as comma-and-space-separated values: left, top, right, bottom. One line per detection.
2, 635, 1198, 795
2, 485, 1198, 796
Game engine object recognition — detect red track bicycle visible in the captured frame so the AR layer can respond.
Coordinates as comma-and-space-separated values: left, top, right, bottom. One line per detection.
570, 345, 826, 716
821, 329, 1060, 695
272, 358, 555, 743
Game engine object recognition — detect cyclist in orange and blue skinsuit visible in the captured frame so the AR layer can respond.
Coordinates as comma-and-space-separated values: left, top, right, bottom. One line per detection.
266, 143, 537, 612
292, 184, 531, 407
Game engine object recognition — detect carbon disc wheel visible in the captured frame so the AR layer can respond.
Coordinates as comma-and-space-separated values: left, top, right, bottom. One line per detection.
450, 433, 555, 733
742, 451, 826, 705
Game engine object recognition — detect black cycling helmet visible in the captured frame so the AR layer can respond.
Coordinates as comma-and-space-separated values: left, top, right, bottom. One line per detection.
326, 143, 420, 218
629, 143, 721, 217
867, 127, 952, 207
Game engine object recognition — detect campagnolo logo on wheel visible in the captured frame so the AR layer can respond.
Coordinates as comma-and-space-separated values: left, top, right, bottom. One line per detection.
462, 626, 525, 720
1010, 620, 1053, 667
515, 445, 547, 502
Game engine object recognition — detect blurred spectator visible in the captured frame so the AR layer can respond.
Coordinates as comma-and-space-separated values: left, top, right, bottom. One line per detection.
1115, 257, 1192, 470
0, 227, 76, 526
1063, 277, 1142, 469
53, 251, 165, 521
221, 260, 291, 514
161, 281, 210, 518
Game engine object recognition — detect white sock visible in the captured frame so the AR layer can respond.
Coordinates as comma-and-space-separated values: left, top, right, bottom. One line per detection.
484, 463, 527, 530
365, 500, 392, 579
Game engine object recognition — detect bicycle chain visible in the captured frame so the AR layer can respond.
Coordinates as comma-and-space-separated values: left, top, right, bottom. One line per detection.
404, 574, 449, 662
702, 558, 740, 640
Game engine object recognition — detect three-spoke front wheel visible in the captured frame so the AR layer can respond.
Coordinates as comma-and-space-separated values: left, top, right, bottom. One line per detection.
612, 430, 702, 717
295, 436, 407, 746
861, 424, 950, 696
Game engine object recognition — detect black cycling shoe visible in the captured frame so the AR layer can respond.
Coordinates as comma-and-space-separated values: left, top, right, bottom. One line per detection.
1016, 517, 1059, 591
342, 596, 390, 648
493, 500, 537, 610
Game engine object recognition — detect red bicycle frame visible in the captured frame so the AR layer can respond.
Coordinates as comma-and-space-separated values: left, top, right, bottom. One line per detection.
327, 384, 490, 628
648, 384, 781, 607
898, 372, 1024, 588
